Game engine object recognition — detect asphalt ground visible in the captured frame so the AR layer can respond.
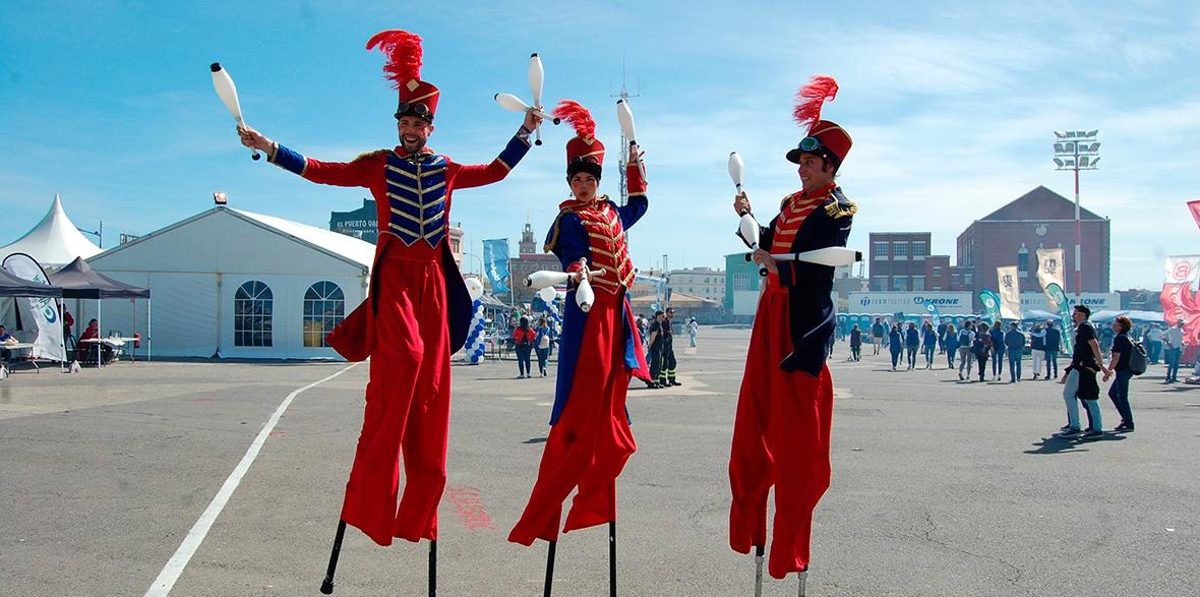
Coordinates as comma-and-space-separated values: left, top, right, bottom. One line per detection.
1, 326, 1197, 597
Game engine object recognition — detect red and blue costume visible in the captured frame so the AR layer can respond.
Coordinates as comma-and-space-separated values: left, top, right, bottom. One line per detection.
269, 30, 533, 547
509, 101, 650, 546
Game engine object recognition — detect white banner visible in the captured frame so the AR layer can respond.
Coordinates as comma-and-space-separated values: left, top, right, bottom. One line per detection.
2, 253, 67, 362
1036, 248, 1066, 309
847, 292, 975, 315
996, 266, 1021, 320
1019, 292, 1121, 311
1162, 255, 1200, 324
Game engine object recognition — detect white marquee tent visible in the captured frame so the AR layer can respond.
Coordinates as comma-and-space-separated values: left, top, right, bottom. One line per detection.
0, 194, 102, 267
81, 206, 374, 360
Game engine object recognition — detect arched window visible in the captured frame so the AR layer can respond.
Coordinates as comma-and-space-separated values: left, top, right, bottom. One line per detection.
304, 281, 345, 348
234, 281, 273, 347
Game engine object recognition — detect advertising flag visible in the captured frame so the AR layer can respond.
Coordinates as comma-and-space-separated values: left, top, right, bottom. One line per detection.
1160, 255, 1200, 325
979, 289, 1002, 322
1035, 247, 1066, 309
1188, 200, 1200, 232
996, 266, 1021, 320
1045, 282, 1074, 354
482, 238, 511, 294
2, 253, 67, 362
921, 299, 941, 325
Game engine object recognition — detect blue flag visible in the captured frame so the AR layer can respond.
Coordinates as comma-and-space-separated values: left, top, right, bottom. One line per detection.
482, 238, 511, 293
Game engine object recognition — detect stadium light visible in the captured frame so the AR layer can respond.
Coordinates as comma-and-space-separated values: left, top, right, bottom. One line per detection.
1051, 129, 1100, 299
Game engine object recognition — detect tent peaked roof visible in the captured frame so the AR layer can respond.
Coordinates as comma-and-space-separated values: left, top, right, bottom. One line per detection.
0, 194, 102, 267
0, 268, 63, 298
49, 256, 150, 299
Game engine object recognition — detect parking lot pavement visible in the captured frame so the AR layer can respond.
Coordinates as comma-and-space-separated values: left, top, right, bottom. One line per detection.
2, 328, 1198, 596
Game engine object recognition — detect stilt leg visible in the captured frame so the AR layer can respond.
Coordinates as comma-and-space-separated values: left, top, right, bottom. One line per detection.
797, 568, 808, 597
428, 540, 437, 597
543, 541, 557, 597
609, 520, 617, 597
753, 545, 764, 597
319, 519, 347, 594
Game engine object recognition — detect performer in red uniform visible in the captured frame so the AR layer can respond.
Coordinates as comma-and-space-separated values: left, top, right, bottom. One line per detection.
509, 100, 650, 552
728, 75, 856, 582
239, 30, 540, 550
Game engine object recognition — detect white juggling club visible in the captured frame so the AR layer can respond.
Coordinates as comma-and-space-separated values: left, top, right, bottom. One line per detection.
494, 93, 559, 124
524, 269, 606, 290
616, 99, 645, 180
528, 53, 545, 146
728, 151, 745, 193
210, 63, 259, 160
576, 277, 596, 313
770, 247, 863, 267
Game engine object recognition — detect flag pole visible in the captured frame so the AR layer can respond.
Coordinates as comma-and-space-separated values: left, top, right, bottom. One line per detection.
609, 520, 617, 597
428, 540, 437, 597
542, 540, 557, 597
319, 519, 347, 594
753, 544, 764, 597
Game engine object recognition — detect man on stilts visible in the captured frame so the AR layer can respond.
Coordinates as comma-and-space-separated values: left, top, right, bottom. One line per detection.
728, 75, 855, 596
508, 99, 651, 596
237, 29, 540, 594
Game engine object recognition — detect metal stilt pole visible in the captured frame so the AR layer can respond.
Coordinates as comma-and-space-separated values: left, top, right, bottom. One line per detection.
797, 568, 809, 597
543, 541, 557, 597
319, 519, 347, 594
428, 539, 437, 597
753, 545, 764, 597
609, 520, 617, 597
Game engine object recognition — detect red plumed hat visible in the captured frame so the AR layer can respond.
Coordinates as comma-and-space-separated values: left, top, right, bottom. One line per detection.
553, 100, 604, 179
367, 29, 440, 122
785, 75, 852, 168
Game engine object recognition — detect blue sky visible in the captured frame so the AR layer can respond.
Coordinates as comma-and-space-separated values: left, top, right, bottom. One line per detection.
2, 1, 1198, 290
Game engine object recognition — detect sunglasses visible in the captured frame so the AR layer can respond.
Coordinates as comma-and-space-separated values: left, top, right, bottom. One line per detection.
796, 136, 822, 152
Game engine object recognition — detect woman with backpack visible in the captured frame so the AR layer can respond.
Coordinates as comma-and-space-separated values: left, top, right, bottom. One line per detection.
1103, 315, 1136, 431
972, 328, 992, 383
512, 316, 536, 379
534, 317, 554, 377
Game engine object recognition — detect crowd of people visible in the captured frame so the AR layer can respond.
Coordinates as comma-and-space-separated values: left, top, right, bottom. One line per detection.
842, 309, 1188, 437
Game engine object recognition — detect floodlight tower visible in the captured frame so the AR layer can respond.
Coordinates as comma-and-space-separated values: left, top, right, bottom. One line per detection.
611, 59, 639, 207
1052, 130, 1100, 298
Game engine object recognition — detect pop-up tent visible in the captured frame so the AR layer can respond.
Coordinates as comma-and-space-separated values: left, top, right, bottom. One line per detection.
49, 257, 151, 362
0, 269, 63, 299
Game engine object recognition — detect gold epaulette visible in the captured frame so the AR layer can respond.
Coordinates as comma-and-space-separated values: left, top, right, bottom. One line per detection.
352, 149, 390, 162
825, 195, 858, 219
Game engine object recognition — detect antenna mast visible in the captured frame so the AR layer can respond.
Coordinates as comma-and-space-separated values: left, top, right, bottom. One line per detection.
611, 56, 640, 206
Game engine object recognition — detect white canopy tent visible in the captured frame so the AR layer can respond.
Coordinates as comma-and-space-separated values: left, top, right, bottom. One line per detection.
82, 206, 374, 360
0, 194, 102, 268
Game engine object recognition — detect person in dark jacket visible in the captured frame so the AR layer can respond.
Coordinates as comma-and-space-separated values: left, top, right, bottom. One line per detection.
944, 323, 959, 369
848, 324, 862, 361
989, 321, 1006, 381
512, 316, 536, 378
1044, 319, 1062, 380
904, 322, 920, 370
972, 330, 991, 383
1103, 315, 1136, 431
889, 324, 903, 371
1004, 322, 1026, 382
921, 321, 938, 369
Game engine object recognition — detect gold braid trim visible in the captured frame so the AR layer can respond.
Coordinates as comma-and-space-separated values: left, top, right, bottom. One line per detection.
824, 196, 858, 219
354, 149, 390, 162
543, 209, 570, 253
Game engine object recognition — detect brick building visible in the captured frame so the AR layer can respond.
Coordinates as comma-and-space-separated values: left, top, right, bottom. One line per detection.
868, 232, 954, 292
506, 222, 561, 304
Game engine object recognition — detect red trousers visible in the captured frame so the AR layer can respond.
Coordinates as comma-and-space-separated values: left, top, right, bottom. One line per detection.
341, 243, 451, 546
729, 285, 834, 578
509, 290, 636, 545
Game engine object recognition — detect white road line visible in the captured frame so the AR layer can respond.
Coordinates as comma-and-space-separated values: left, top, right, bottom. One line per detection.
144, 362, 361, 597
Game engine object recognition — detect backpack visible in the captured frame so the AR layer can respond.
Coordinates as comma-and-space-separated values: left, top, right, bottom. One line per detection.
1128, 340, 1148, 376
958, 329, 971, 346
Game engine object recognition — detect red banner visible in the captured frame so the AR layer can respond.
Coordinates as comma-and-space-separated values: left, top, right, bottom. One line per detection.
1188, 199, 1200, 232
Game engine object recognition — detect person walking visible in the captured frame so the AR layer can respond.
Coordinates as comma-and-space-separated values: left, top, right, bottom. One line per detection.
904, 322, 920, 370
534, 317, 553, 377
972, 327, 991, 383
921, 321, 938, 369
1044, 319, 1062, 380
957, 321, 976, 380
871, 317, 885, 355
1103, 315, 1136, 432
1163, 319, 1184, 383
1005, 322, 1025, 382
236, 28, 540, 551
1029, 322, 1046, 380
936, 320, 948, 355
944, 323, 958, 369
989, 321, 1006, 381
888, 324, 903, 371
1058, 305, 1109, 438
1145, 324, 1162, 364
848, 323, 862, 361
687, 317, 699, 348
512, 316, 536, 378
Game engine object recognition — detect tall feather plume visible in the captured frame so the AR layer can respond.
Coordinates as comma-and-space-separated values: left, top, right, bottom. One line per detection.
366, 29, 423, 89
552, 100, 596, 139
792, 75, 839, 131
